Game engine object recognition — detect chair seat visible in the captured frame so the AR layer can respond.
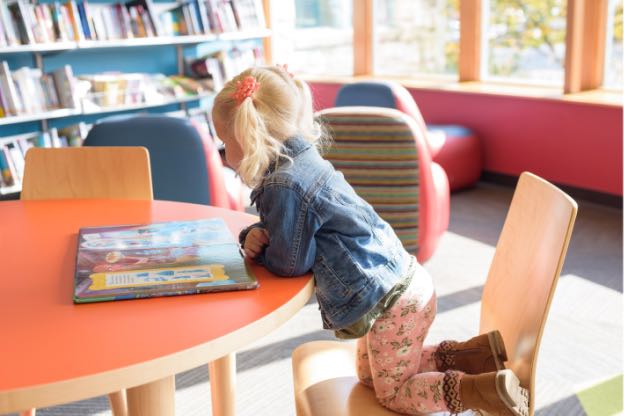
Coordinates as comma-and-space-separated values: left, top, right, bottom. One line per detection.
292, 340, 398, 416
292, 340, 475, 416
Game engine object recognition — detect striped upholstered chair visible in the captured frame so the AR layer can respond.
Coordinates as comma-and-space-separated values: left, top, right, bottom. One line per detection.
317, 106, 449, 263
335, 81, 482, 191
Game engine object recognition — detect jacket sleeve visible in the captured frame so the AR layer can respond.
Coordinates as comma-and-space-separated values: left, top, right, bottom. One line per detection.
256, 185, 321, 277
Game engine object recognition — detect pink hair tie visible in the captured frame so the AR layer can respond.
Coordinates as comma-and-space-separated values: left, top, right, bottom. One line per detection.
232, 76, 260, 105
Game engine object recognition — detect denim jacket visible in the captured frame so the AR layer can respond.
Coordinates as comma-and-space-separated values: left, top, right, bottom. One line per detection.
239, 137, 411, 330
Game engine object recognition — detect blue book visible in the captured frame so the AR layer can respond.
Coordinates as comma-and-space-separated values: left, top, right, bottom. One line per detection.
77, 1, 91, 39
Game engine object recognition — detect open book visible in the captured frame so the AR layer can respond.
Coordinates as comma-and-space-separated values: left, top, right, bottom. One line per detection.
74, 218, 257, 303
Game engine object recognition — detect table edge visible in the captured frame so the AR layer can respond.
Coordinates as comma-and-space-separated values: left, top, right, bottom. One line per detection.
0, 277, 315, 413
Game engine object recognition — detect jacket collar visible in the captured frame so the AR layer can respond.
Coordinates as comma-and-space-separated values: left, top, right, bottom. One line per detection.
249, 136, 312, 204
281, 136, 312, 158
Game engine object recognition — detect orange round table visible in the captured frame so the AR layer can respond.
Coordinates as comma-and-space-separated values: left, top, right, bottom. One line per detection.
0, 200, 314, 415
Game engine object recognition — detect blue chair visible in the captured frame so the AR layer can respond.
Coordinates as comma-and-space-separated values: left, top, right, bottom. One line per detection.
83, 114, 242, 210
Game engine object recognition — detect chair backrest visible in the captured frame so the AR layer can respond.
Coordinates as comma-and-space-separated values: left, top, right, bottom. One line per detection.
479, 172, 577, 415
21, 147, 153, 200
316, 106, 436, 259
335, 81, 428, 134
83, 114, 229, 207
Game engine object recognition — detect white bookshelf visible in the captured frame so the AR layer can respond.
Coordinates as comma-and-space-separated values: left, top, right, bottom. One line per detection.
82, 93, 213, 116
0, 109, 82, 127
0, 42, 76, 54
0, 30, 270, 55
218, 28, 271, 41
0, 94, 211, 126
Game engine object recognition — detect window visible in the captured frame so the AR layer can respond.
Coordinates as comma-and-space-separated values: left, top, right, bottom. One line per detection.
484, 0, 567, 85
271, 0, 353, 76
374, 0, 459, 77
604, 0, 623, 90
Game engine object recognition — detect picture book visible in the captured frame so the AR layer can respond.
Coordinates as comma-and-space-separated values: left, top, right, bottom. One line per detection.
73, 217, 258, 303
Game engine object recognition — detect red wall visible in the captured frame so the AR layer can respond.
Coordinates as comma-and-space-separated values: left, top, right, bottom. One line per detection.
310, 82, 623, 196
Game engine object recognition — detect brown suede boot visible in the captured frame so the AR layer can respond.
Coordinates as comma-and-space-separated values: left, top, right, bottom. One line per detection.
459, 370, 529, 416
435, 330, 508, 374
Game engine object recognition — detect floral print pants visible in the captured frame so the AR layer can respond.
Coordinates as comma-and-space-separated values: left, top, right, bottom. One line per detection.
356, 263, 462, 414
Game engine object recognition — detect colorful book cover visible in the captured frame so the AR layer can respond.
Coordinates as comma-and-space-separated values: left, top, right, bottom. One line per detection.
74, 218, 258, 303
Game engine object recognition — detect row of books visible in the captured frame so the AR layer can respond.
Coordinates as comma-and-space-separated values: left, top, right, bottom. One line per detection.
187, 45, 263, 91
78, 72, 213, 112
0, 106, 220, 192
0, 0, 162, 44
0, 42, 261, 118
0, 123, 89, 190
0, 62, 76, 117
0, 0, 265, 46
0, 60, 221, 118
160, 0, 265, 37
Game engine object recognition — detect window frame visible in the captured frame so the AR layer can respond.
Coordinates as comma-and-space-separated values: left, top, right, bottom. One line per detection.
265, 0, 621, 104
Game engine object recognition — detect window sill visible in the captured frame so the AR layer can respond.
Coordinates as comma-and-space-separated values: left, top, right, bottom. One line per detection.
301, 75, 623, 108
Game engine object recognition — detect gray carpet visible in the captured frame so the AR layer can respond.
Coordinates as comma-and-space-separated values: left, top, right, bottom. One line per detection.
6, 182, 622, 416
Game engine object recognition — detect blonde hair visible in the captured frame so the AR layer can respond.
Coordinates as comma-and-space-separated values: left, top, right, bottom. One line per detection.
213, 66, 325, 187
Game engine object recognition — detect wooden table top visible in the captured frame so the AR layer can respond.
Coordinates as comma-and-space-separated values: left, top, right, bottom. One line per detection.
0, 199, 314, 412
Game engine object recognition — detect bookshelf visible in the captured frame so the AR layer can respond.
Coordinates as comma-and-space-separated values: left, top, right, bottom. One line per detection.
0, 29, 271, 53
0, 0, 271, 198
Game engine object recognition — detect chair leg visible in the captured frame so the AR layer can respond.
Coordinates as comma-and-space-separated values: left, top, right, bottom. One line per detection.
108, 390, 128, 416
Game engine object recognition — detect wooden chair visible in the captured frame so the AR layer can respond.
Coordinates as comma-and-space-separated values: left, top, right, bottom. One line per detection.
21, 147, 153, 200
20, 146, 152, 416
292, 172, 578, 416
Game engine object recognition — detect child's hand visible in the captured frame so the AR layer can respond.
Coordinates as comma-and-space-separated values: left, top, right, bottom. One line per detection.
243, 227, 269, 259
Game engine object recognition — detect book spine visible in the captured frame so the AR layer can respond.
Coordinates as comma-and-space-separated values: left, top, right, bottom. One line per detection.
0, 146, 15, 187
0, 3, 18, 46
17, 0, 36, 43
1, 146, 18, 186
66, 0, 85, 41
41, 4, 57, 42
33, 5, 50, 43
81, 0, 97, 40
0, 82, 8, 117
52, 65, 77, 109
143, 0, 162, 36
0, 61, 22, 116
7, 142, 24, 182
195, 0, 209, 34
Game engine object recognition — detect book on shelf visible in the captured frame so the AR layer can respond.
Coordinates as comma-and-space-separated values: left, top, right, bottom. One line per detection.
0, 147, 16, 188
0, 0, 265, 45
0, 124, 90, 192
77, 72, 210, 111
231, 0, 265, 31
0, 61, 78, 117
73, 217, 258, 303
6, 0, 35, 45
52, 65, 78, 110
187, 45, 263, 91
0, 61, 23, 116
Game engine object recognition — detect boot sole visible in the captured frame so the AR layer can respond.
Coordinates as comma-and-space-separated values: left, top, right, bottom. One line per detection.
488, 369, 530, 416
488, 330, 508, 371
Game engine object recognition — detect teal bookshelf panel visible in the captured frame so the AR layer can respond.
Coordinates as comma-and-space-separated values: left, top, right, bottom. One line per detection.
43, 47, 178, 75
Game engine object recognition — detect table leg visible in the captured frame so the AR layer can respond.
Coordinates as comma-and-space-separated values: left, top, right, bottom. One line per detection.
108, 390, 128, 416
126, 375, 175, 416
209, 353, 236, 416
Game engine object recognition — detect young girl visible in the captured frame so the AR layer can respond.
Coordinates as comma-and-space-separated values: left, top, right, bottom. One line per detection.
212, 66, 529, 416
